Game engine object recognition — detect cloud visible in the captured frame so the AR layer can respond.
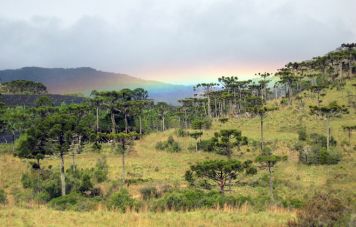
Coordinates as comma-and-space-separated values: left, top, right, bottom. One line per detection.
0, 0, 355, 83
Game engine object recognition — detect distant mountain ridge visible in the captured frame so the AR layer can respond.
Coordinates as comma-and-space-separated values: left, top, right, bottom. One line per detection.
0, 67, 194, 104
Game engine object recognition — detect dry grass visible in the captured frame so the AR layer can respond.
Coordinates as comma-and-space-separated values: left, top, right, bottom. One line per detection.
0, 206, 295, 227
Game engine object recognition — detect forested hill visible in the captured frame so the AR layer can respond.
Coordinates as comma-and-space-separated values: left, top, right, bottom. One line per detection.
0, 67, 193, 104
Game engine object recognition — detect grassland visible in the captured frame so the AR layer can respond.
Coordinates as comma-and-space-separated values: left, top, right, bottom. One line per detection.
0, 79, 355, 226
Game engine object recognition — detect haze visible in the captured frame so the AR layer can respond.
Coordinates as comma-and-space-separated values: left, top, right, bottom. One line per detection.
0, 0, 355, 84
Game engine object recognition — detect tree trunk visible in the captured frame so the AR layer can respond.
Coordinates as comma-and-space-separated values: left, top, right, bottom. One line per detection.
348, 129, 351, 145
268, 165, 274, 202
124, 113, 129, 133
111, 111, 116, 134
111, 111, 116, 151
326, 117, 330, 152
96, 107, 99, 133
60, 151, 66, 196
121, 142, 126, 185
260, 114, 264, 152
207, 94, 212, 118
162, 115, 165, 131
219, 181, 225, 194
214, 98, 218, 117
195, 140, 198, 152
139, 116, 142, 135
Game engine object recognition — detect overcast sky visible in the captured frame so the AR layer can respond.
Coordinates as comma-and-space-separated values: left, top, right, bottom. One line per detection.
0, 0, 355, 84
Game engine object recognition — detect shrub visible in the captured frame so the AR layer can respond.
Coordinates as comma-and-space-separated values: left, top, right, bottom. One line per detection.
152, 189, 251, 211
176, 128, 188, 137
140, 186, 161, 200
155, 136, 181, 152
197, 139, 216, 152
21, 169, 62, 201
108, 189, 138, 212
297, 128, 307, 141
93, 157, 109, 183
48, 193, 97, 211
191, 118, 211, 130
309, 133, 337, 147
299, 146, 341, 165
288, 192, 350, 226
0, 189, 7, 204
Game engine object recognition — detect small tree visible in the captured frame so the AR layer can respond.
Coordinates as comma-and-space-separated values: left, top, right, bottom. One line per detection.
245, 96, 277, 152
185, 159, 256, 194
255, 147, 285, 202
189, 131, 203, 152
111, 132, 138, 185
213, 129, 248, 158
310, 102, 348, 151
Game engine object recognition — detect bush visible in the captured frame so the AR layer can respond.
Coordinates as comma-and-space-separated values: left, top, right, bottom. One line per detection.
288, 192, 350, 226
152, 189, 250, 211
191, 118, 211, 130
48, 193, 97, 211
108, 188, 138, 212
155, 136, 181, 152
176, 128, 188, 137
93, 157, 108, 183
297, 128, 307, 141
0, 189, 7, 204
197, 139, 216, 152
309, 133, 337, 148
299, 146, 341, 165
140, 186, 161, 200
21, 169, 62, 201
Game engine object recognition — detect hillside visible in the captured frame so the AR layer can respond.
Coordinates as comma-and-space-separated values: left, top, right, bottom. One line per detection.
0, 67, 193, 104
0, 78, 355, 226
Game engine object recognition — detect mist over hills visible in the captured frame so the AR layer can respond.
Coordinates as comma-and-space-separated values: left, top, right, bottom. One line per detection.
0, 67, 194, 104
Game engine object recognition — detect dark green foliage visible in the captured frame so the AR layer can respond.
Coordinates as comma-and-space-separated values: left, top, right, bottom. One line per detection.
176, 128, 189, 137
1, 80, 47, 94
296, 131, 340, 165
218, 118, 229, 124
0, 189, 7, 204
155, 136, 181, 152
21, 160, 105, 201
152, 189, 251, 211
185, 159, 256, 193
297, 128, 307, 141
140, 186, 161, 200
197, 129, 248, 157
309, 133, 337, 147
21, 169, 61, 201
93, 157, 109, 183
191, 118, 211, 130
48, 193, 98, 211
197, 139, 216, 152
108, 188, 138, 212
288, 193, 350, 226
299, 146, 341, 165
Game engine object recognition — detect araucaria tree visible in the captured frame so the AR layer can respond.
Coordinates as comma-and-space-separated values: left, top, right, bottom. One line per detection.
189, 131, 203, 152
255, 147, 284, 202
310, 101, 348, 151
213, 129, 248, 158
246, 96, 277, 152
185, 159, 256, 194
45, 111, 77, 196
194, 83, 218, 118
111, 132, 138, 184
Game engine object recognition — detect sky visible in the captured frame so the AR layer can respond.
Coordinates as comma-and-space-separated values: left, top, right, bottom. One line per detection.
0, 0, 355, 84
